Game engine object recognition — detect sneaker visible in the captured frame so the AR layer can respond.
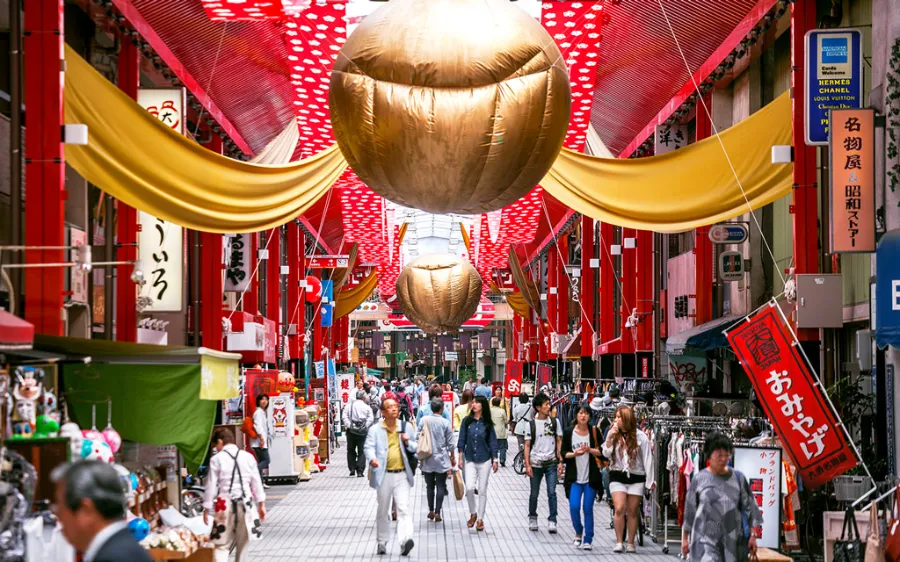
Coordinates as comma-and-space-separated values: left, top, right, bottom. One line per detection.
376, 543, 387, 556
528, 516, 538, 531
613, 543, 625, 553
548, 521, 558, 534
626, 544, 636, 553
262, 483, 271, 489
400, 539, 415, 556
573, 537, 583, 547
582, 543, 593, 551
350, 471, 357, 477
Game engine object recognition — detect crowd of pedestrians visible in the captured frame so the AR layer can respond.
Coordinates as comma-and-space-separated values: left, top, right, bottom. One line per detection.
338, 377, 761, 561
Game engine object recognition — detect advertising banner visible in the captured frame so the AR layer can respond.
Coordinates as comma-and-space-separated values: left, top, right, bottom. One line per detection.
308, 255, 350, 269
875, 232, 900, 349
536, 364, 551, 389
804, 29, 863, 145
726, 305, 857, 488
321, 280, 334, 328
830, 108, 876, 253
733, 447, 782, 548
338, 373, 354, 407
244, 369, 278, 419
505, 361, 523, 396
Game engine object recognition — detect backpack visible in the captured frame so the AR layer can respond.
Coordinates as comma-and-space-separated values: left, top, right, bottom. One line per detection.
397, 391, 412, 421
528, 417, 558, 445
242, 416, 259, 439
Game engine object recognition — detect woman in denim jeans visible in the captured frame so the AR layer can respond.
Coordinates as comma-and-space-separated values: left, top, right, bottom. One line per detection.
457, 396, 499, 533
562, 404, 603, 550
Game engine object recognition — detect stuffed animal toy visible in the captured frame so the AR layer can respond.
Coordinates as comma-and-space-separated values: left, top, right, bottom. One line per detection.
10, 367, 43, 439
81, 438, 115, 464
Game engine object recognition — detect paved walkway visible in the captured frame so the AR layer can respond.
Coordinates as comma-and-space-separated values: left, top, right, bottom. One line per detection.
248, 438, 677, 561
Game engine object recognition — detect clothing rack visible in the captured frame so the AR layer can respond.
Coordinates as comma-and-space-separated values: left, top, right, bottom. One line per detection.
859, 483, 900, 511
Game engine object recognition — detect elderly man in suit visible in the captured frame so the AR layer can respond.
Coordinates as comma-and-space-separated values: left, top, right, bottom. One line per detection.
52, 461, 153, 562
365, 397, 418, 557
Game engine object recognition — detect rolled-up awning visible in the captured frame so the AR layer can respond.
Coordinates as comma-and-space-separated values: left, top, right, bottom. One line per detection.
666, 315, 743, 356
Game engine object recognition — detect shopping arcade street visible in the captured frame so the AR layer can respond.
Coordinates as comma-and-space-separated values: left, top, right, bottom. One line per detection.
249, 439, 674, 562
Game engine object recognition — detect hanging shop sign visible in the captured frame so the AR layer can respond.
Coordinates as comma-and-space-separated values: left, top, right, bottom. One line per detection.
654, 123, 687, 154
804, 29, 863, 145
444, 351, 458, 361
725, 305, 858, 488
876, 231, 900, 349
308, 255, 351, 269
338, 373, 354, 407
708, 223, 749, 245
536, 364, 551, 389
733, 447, 782, 549
137, 88, 186, 134
244, 369, 278, 420
326, 359, 337, 402
505, 361, 523, 396
829, 108, 876, 253
68, 227, 88, 304
224, 233, 251, 292
320, 280, 334, 328
137, 211, 183, 312
718, 251, 745, 282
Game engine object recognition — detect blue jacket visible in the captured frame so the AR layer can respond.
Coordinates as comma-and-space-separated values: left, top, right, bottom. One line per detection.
364, 420, 418, 488
457, 417, 499, 464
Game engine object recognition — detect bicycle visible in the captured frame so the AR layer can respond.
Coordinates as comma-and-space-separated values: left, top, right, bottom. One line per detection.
513, 450, 526, 475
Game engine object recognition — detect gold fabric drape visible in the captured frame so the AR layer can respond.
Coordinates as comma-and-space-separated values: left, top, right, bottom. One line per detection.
508, 248, 540, 310
332, 243, 359, 290
63, 45, 347, 233
334, 271, 378, 319
541, 93, 793, 232
505, 291, 532, 319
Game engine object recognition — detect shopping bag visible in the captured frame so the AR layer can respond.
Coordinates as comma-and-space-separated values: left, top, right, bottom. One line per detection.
885, 487, 900, 562
866, 501, 885, 562
417, 419, 433, 460
835, 507, 866, 562
452, 468, 466, 501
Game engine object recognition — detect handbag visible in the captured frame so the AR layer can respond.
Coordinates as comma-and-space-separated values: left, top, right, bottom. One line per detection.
347, 405, 369, 437
241, 417, 259, 439
835, 507, 866, 562
886, 486, 900, 562
452, 469, 466, 501
417, 418, 433, 460
866, 500, 885, 562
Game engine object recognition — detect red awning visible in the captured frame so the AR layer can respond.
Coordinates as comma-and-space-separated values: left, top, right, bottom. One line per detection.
0, 310, 35, 350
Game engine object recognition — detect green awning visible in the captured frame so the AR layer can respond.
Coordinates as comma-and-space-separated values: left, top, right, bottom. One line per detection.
37, 336, 241, 472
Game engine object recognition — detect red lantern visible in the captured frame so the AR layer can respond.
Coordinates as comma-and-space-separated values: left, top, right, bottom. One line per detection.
304, 276, 322, 303
277, 372, 296, 393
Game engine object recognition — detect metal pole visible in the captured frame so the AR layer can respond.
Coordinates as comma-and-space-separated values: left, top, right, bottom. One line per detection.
192, 231, 201, 347
103, 195, 115, 340
9, 0, 22, 308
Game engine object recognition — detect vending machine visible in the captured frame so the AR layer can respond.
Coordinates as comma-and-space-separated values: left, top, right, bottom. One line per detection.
266, 393, 299, 484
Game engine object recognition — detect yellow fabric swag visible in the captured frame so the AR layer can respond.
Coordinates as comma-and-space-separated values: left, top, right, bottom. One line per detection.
334, 271, 378, 319
541, 92, 793, 232
63, 45, 347, 233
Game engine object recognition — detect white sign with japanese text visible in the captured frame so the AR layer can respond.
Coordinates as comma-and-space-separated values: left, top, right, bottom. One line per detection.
137, 211, 184, 312
733, 447, 782, 549
654, 124, 687, 154
137, 88, 186, 134
224, 233, 252, 292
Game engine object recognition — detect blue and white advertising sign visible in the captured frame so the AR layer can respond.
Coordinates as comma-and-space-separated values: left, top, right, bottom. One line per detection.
804, 28, 863, 145
314, 360, 325, 379
320, 279, 334, 327
876, 231, 900, 349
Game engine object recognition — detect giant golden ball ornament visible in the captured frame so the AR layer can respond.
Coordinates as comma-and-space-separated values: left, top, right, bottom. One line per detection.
396, 254, 483, 333
329, 0, 571, 215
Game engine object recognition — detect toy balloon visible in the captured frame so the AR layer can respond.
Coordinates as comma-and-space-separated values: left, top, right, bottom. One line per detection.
82, 428, 103, 442
102, 428, 123, 454
304, 276, 322, 303
128, 518, 150, 541
82, 438, 115, 464
277, 372, 296, 393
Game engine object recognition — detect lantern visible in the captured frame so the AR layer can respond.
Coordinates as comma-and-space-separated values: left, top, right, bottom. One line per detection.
395, 254, 482, 332
329, 0, 570, 214
304, 276, 322, 303
277, 372, 296, 393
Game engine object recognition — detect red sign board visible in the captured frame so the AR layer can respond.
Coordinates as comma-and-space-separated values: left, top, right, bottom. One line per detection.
308, 255, 351, 269
726, 306, 857, 488
244, 369, 279, 418
505, 361, 523, 396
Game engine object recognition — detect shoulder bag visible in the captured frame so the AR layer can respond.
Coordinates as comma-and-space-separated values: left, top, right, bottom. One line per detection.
400, 420, 418, 473
417, 418, 433, 460
347, 404, 369, 437
835, 507, 867, 562
885, 486, 900, 562
866, 500, 885, 562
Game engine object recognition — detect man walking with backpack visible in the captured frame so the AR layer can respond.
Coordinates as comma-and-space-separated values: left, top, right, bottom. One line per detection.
343, 390, 375, 477
395, 382, 414, 422
523, 392, 563, 533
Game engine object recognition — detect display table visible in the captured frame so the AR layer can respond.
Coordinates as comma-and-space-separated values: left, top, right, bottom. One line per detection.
757, 547, 792, 562
148, 547, 213, 562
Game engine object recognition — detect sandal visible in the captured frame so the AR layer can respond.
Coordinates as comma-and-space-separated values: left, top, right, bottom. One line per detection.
476, 520, 485, 532
467, 514, 477, 528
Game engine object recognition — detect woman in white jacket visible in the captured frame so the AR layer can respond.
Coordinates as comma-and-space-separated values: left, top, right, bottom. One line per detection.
601, 405, 654, 554
250, 394, 272, 489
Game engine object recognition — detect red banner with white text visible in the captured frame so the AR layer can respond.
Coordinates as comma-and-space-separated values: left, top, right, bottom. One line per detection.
505, 361, 523, 396
726, 306, 857, 489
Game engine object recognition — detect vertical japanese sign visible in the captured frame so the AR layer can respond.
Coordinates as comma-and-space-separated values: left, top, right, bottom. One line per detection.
320, 280, 334, 327
137, 212, 184, 311
733, 447, 782, 548
338, 373, 354, 407
726, 305, 857, 488
654, 124, 687, 154
830, 108, 876, 253
505, 361, 523, 396
224, 233, 251, 292
804, 29, 863, 145
137, 88, 186, 312
69, 228, 88, 304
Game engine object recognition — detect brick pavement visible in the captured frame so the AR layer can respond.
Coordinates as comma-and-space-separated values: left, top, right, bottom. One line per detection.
247, 437, 677, 561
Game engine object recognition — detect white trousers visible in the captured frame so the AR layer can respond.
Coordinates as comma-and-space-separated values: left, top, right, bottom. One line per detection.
376, 471, 413, 545
464, 461, 492, 519
214, 503, 249, 562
